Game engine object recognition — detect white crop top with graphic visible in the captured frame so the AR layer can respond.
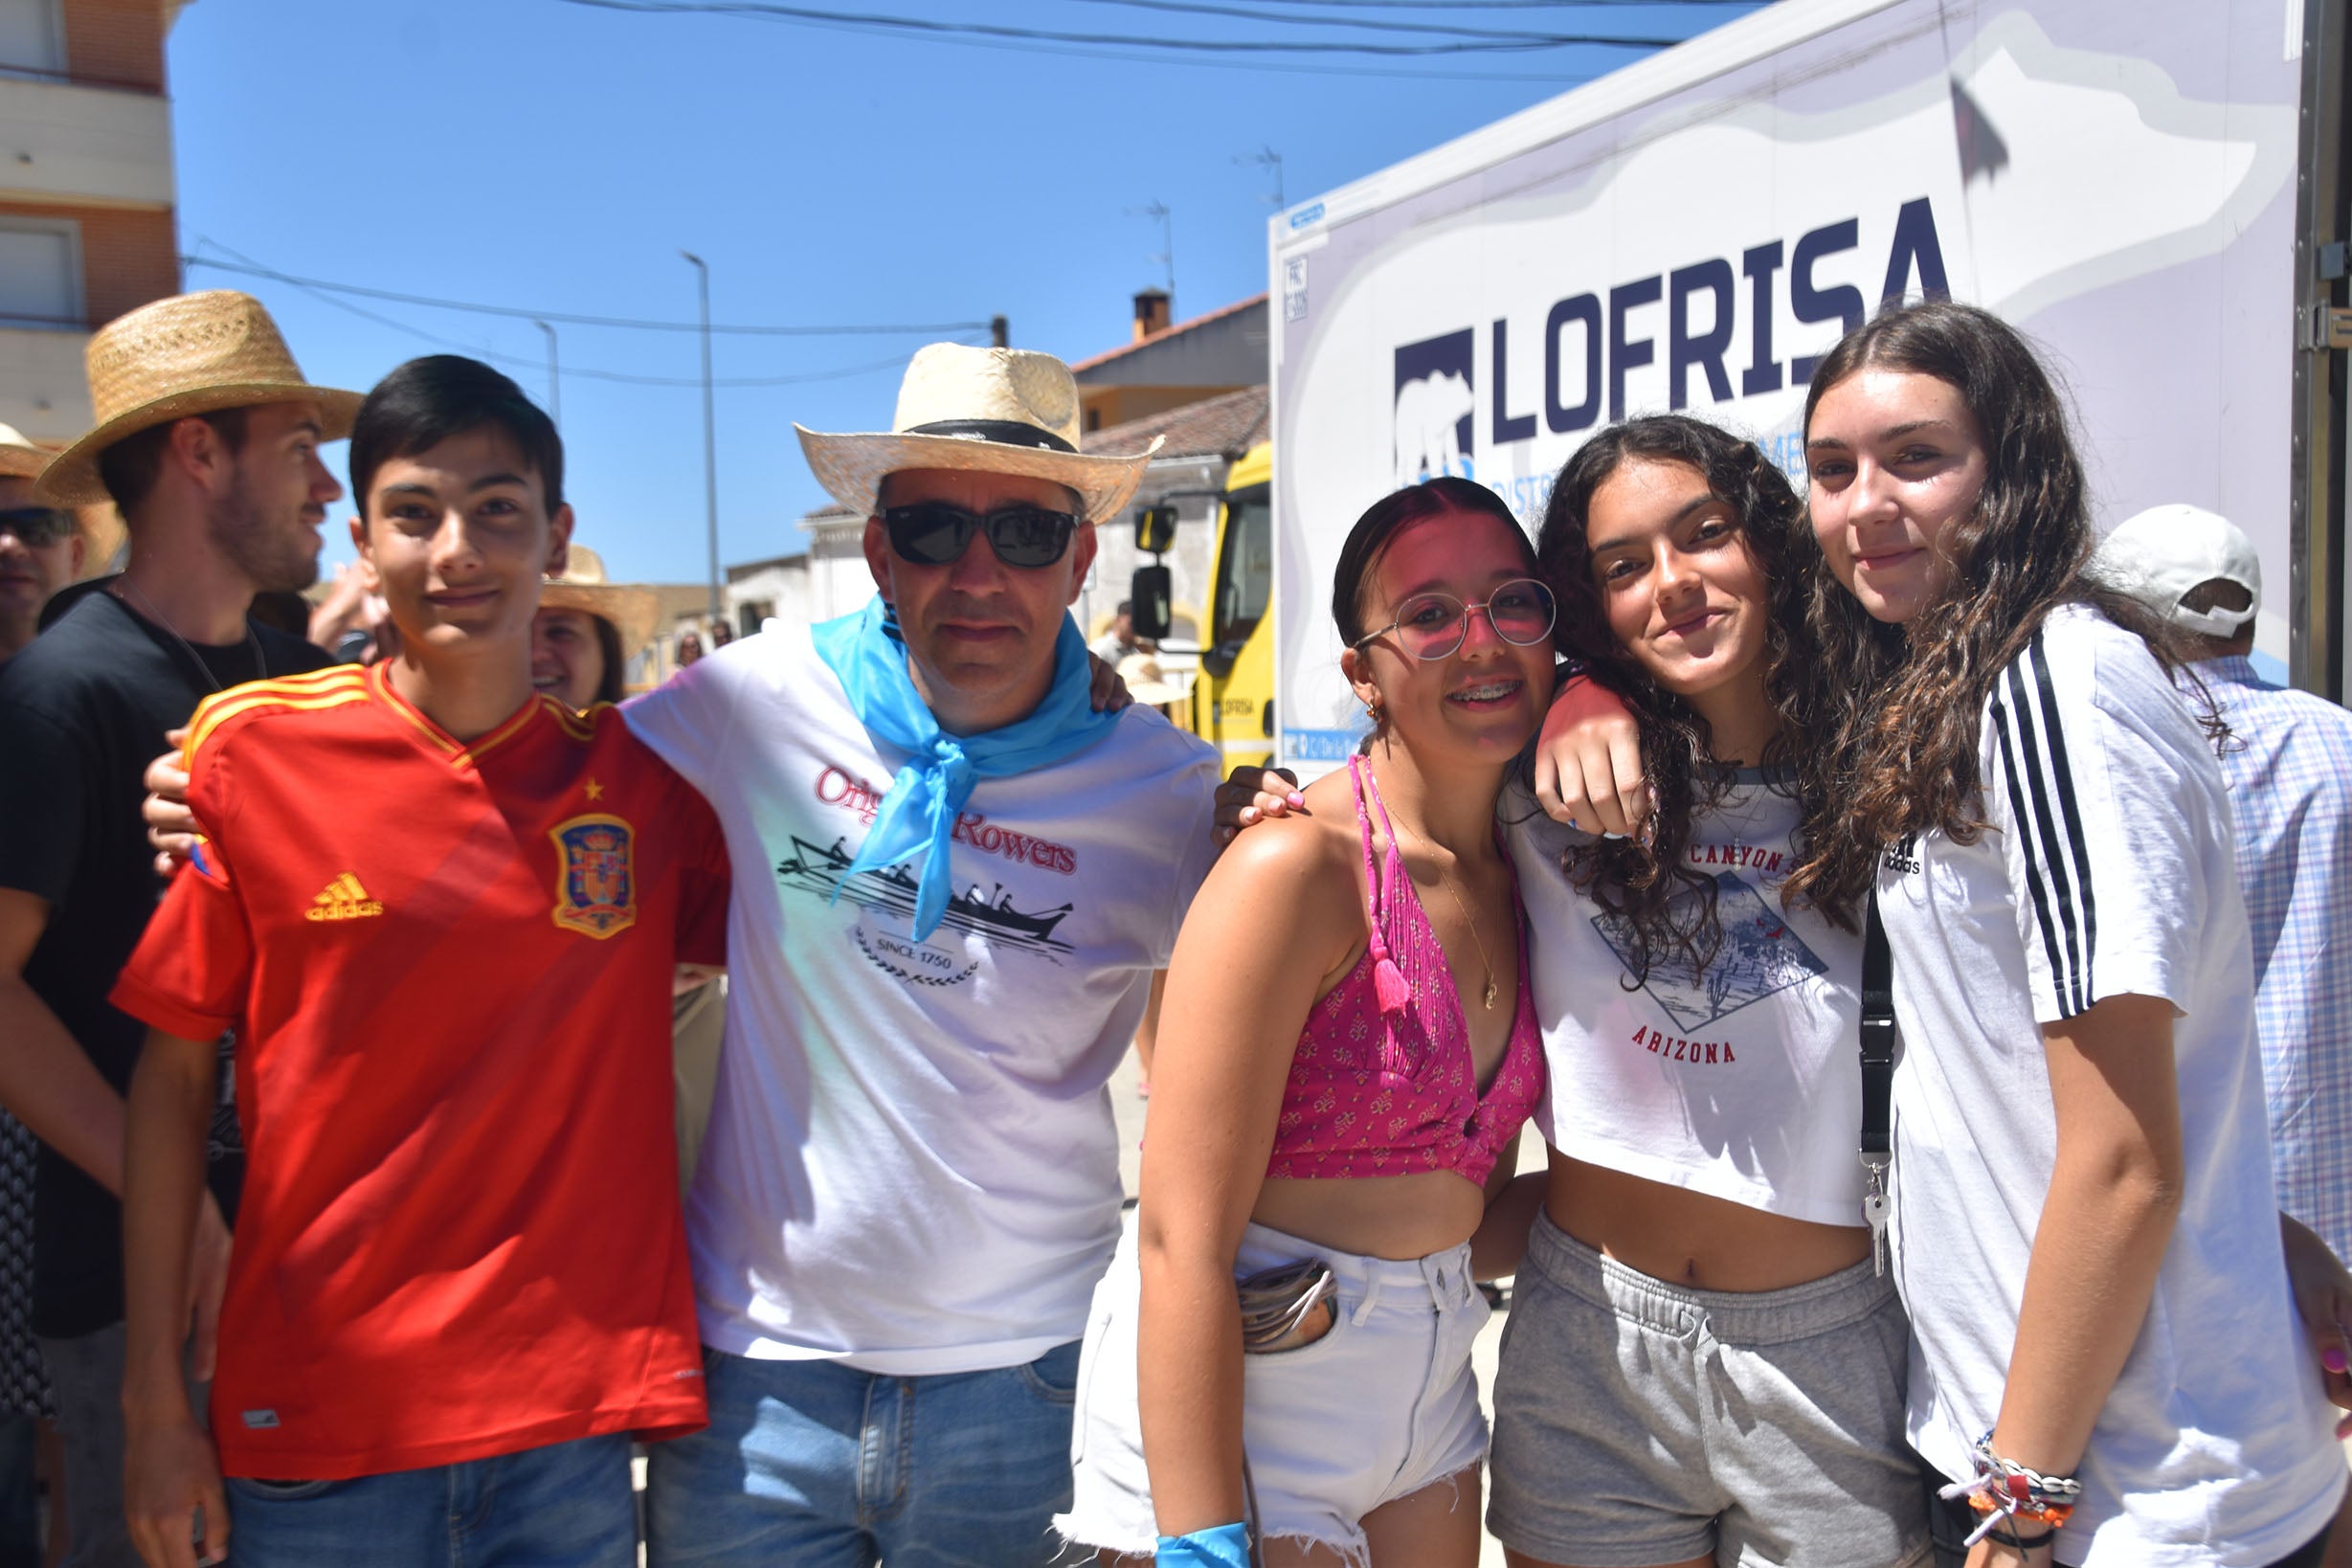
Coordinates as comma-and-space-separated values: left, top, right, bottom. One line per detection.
1502, 770, 1866, 1227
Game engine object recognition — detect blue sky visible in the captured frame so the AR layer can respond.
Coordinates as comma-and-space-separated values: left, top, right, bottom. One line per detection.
167, 0, 1760, 588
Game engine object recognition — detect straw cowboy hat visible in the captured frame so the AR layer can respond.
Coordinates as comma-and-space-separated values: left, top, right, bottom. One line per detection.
795, 344, 1162, 526
0, 423, 50, 481
540, 546, 660, 663
38, 291, 365, 506
1115, 651, 1195, 707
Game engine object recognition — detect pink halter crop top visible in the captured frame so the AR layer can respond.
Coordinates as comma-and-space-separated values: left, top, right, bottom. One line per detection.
1266, 755, 1546, 1186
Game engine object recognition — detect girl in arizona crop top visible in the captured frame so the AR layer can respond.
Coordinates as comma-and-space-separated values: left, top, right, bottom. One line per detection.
1266, 755, 1545, 1186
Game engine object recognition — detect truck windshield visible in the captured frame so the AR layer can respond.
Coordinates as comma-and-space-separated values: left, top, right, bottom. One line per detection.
1214, 485, 1272, 650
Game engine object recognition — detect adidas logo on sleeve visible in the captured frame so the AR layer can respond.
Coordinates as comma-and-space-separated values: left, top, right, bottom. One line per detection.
306, 873, 384, 922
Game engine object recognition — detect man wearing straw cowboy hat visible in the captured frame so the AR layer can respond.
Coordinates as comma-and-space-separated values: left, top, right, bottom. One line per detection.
0, 291, 353, 1568
0, 423, 86, 661
625, 343, 1220, 1565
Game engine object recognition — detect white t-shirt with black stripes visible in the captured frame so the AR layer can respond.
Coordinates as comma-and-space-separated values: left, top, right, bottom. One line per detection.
1880, 606, 2343, 1565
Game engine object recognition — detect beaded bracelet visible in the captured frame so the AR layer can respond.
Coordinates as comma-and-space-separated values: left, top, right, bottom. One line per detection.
1935, 1433, 2082, 1548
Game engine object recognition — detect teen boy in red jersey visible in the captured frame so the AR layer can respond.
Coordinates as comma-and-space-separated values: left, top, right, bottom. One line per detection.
108, 356, 727, 1568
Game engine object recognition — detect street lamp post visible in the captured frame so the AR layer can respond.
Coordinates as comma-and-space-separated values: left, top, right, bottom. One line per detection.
533, 319, 560, 427
681, 251, 720, 627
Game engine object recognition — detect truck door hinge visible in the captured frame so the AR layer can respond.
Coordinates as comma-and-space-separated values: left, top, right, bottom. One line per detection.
2307, 304, 2352, 350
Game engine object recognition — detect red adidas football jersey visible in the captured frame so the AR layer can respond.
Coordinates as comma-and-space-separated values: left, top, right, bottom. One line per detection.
111, 662, 728, 1479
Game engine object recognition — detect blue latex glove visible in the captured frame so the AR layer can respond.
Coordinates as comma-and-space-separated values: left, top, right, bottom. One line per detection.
1154, 1523, 1251, 1567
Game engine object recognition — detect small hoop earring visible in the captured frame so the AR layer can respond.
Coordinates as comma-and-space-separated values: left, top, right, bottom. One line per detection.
1363, 696, 1383, 724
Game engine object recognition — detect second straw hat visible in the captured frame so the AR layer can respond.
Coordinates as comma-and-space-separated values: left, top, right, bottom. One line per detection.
38, 291, 364, 506
795, 344, 1161, 526
0, 423, 50, 482
539, 546, 660, 664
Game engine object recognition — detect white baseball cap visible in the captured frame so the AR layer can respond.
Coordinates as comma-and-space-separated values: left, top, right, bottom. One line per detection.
2096, 504, 2260, 638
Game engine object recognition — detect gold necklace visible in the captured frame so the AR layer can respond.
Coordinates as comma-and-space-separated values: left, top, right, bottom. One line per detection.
1384, 803, 1499, 1011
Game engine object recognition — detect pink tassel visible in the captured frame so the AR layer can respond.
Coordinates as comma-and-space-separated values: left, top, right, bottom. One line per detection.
1372, 952, 1410, 1015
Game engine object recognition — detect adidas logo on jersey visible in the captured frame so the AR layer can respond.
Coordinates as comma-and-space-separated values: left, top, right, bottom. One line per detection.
306, 873, 384, 922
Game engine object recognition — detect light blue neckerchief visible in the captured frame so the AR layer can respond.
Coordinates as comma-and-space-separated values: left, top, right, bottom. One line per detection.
811, 594, 1119, 940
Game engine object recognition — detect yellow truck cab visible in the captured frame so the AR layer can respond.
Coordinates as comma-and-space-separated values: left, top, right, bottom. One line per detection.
1188, 442, 1274, 767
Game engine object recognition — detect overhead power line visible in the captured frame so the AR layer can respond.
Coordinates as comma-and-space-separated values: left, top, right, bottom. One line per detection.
182, 255, 985, 339
183, 248, 966, 390
549, 0, 1676, 52
1074, 0, 1738, 22
1053, 0, 1570, 41
1147, 0, 1758, 8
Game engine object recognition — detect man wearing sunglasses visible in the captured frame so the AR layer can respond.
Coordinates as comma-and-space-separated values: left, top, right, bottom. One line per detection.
0, 427, 84, 662
624, 343, 1221, 1565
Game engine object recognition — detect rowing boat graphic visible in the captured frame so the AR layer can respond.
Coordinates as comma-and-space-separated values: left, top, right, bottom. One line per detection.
776, 836, 1075, 955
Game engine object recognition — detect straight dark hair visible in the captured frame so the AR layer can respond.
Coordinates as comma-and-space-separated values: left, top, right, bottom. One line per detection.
1331, 475, 1533, 647
349, 356, 564, 518
1782, 299, 2202, 916
1532, 416, 1839, 980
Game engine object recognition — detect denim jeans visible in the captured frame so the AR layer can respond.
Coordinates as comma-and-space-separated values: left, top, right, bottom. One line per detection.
224, 1430, 636, 1568
643, 1342, 1085, 1568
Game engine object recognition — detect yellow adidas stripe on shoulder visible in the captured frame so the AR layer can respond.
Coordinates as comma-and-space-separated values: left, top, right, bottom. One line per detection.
184, 666, 371, 763
548, 697, 601, 742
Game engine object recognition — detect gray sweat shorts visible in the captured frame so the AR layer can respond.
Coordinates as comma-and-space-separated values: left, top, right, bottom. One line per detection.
1487, 1211, 1931, 1568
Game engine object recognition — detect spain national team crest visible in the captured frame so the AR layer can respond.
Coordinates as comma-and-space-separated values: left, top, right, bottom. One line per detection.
549, 814, 638, 938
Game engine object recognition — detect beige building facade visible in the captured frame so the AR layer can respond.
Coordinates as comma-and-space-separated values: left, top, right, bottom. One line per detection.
0, 0, 185, 442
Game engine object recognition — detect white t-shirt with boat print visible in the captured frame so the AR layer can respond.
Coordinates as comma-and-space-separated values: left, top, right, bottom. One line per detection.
623, 621, 1221, 1375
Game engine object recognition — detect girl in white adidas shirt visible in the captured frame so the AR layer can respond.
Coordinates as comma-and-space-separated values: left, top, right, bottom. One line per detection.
1464, 301, 2352, 1567
1781, 299, 2342, 1568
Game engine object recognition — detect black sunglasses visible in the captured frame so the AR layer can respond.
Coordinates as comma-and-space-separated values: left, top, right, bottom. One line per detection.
883, 503, 1079, 571
0, 507, 73, 548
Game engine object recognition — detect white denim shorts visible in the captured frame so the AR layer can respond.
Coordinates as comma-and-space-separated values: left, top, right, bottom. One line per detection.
1055, 1219, 1490, 1568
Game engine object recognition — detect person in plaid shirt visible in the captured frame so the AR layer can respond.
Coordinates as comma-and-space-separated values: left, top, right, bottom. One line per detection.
2105, 504, 2352, 1263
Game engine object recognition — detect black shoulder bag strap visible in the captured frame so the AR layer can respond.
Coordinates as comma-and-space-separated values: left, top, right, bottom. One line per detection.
1859, 877, 1895, 1275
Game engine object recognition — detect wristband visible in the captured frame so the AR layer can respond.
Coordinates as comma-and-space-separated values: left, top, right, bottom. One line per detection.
1935, 1433, 2079, 1548
1155, 1523, 1251, 1568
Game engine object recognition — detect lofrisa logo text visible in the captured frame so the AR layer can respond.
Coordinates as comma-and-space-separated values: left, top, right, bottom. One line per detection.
816, 766, 1079, 876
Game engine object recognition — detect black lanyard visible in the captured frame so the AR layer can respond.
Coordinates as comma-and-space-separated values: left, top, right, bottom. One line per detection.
1860, 879, 1894, 1272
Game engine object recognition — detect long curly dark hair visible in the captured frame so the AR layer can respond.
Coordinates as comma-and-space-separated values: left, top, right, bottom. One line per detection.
1532, 415, 1837, 982
1781, 299, 2200, 915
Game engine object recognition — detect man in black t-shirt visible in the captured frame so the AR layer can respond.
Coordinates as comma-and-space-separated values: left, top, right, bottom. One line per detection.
0, 292, 358, 1568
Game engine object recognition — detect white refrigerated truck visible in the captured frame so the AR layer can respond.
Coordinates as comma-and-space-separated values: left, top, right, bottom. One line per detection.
1266, 0, 2352, 773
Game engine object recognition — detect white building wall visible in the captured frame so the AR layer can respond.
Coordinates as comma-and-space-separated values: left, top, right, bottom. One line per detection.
725, 557, 811, 633
0, 324, 90, 438
0, 78, 173, 209
809, 519, 871, 624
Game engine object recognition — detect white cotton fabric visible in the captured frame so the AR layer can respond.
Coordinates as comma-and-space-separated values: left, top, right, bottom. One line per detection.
623, 624, 1221, 1376
1879, 606, 2343, 1566
1057, 1219, 1491, 1567
1502, 773, 1869, 1227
